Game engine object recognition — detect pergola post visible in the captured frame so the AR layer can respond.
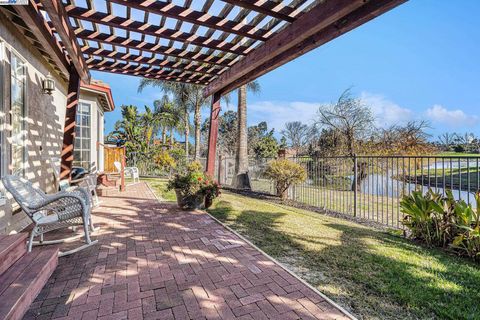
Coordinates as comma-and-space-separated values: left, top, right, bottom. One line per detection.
206, 92, 221, 177
60, 67, 81, 180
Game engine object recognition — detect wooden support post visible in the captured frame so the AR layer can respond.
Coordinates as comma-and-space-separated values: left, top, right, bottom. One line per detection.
60, 68, 81, 180
206, 93, 221, 177
120, 146, 126, 192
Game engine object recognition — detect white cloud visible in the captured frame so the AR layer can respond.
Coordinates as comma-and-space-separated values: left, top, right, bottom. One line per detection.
247, 101, 320, 134
198, 94, 479, 137
425, 104, 479, 128
360, 92, 413, 127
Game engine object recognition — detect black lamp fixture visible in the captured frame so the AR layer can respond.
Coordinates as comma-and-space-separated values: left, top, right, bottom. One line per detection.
42, 74, 55, 95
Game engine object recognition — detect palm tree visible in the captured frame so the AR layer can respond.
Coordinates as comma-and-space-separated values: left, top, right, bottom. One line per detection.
153, 95, 182, 147
141, 106, 156, 150
188, 84, 211, 160
139, 79, 234, 163
233, 81, 260, 189
139, 80, 194, 159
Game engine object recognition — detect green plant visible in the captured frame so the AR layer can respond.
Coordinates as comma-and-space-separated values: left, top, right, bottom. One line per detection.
401, 189, 480, 260
400, 189, 457, 247
154, 150, 176, 171
451, 192, 480, 260
167, 161, 221, 209
264, 159, 307, 200
202, 175, 221, 206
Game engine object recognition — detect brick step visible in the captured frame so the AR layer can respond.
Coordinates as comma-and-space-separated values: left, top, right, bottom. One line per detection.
0, 247, 58, 320
0, 233, 28, 275
97, 173, 120, 187
96, 185, 120, 197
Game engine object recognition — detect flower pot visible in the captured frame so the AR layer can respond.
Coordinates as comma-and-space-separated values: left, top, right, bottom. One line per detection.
204, 196, 213, 209
175, 189, 205, 210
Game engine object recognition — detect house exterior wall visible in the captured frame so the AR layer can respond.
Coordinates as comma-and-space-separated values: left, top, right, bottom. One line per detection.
0, 17, 69, 233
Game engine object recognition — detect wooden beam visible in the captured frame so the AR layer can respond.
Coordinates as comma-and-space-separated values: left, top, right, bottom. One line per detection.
11, 1, 70, 78
89, 67, 210, 85
75, 30, 235, 67
204, 0, 406, 97
81, 47, 218, 76
66, 5, 249, 55
60, 68, 81, 180
41, 0, 90, 83
86, 58, 207, 79
221, 0, 296, 22
108, 0, 269, 41
206, 93, 222, 177
87, 61, 211, 83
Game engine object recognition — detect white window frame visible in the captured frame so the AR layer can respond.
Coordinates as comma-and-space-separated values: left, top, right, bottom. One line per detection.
74, 101, 92, 169
0, 40, 5, 205
10, 49, 28, 177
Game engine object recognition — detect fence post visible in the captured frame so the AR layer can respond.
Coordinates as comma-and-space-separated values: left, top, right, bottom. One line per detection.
217, 155, 223, 183
353, 154, 358, 217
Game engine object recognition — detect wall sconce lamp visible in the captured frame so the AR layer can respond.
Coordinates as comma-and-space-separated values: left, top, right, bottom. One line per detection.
42, 74, 55, 95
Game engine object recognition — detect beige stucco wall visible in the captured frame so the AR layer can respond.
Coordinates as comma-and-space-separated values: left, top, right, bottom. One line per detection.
0, 18, 68, 233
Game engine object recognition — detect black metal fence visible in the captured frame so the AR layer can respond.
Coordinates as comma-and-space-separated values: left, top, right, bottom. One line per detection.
221, 155, 480, 229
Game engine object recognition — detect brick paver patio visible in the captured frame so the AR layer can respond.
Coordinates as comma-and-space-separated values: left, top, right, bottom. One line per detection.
24, 182, 351, 320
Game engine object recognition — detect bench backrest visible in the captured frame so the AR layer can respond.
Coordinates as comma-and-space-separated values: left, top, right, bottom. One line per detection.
1, 175, 47, 217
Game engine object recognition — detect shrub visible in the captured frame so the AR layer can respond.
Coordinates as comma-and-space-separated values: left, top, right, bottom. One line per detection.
154, 150, 176, 171
264, 159, 306, 200
400, 189, 456, 247
401, 189, 480, 260
451, 192, 480, 259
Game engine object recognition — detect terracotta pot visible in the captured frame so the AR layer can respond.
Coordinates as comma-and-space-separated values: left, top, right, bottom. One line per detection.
175, 189, 205, 210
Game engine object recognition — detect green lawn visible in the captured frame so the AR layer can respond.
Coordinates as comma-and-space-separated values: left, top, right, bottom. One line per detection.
142, 177, 176, 202
145, 178, 480, 319
435, 152, 480, 157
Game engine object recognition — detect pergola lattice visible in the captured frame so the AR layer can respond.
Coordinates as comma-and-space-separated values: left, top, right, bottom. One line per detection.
2, 0, 406, 178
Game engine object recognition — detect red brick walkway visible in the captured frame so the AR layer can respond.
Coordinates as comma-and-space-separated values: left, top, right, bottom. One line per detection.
25, 183, 351, 320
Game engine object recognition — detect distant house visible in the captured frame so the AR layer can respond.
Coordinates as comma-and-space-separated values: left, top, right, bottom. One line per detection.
0, 16, 114, 233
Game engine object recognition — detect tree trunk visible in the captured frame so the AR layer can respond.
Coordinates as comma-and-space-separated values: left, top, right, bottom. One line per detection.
170, 129, 174, 148
232, 85, 251, 189
162, 127, 166, 144
184, 111, 189, 160
194, 102, 201, 160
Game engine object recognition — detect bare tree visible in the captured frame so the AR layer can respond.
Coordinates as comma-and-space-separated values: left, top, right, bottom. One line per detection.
394, 120, 433, 155
281, 121, 309, 154
316, 89, 374, 156
437, 132, 458, 151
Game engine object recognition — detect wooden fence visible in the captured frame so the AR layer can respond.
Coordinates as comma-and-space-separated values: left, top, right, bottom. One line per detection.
104, 145, 124, 173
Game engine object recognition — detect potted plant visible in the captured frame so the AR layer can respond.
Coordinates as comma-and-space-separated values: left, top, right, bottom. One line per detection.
167, 161, 221, 210
202, 176, 221, 208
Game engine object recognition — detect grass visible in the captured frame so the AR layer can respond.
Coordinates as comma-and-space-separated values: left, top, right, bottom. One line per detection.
206, 192, 480, 320
142, 177, 176, 202
435, 152, 480, 157
144, 177, 480, 319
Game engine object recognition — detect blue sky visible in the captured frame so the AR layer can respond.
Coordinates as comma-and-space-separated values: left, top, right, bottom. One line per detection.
93, 0, 480, 140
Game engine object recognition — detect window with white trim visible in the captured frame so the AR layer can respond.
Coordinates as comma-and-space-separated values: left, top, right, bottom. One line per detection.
73, 102, 91, 169
10, 52, 27, 176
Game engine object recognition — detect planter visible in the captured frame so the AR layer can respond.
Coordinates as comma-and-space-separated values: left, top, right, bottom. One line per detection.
175, 189, 205, 210
204, 196, 213, 209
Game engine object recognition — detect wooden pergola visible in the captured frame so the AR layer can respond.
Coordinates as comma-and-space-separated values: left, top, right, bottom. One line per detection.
3, 0, 406, 179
